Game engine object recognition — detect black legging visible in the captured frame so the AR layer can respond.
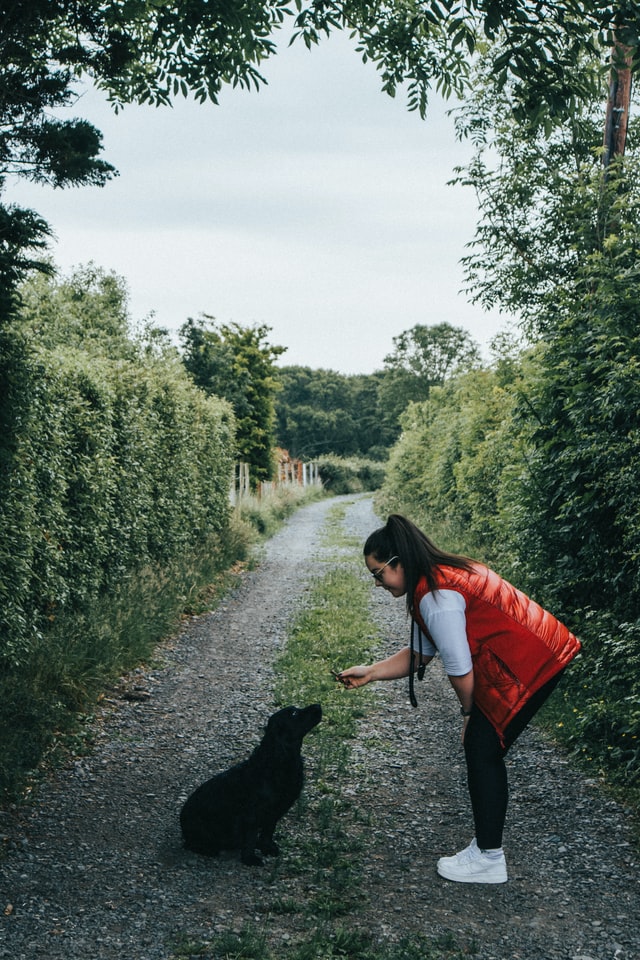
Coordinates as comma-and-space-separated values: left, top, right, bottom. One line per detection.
463, 672, 564, 849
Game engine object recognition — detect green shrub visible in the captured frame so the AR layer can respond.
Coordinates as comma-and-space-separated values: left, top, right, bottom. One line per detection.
236, 483, 325, 539
375, 354, 640, 796
376, 368, 519, 566
0, 334, 235, 669
551, 613, 640, 787
316, 455, 385, 495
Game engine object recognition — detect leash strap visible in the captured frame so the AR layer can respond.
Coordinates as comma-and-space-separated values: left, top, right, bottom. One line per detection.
408, 620, 426, 708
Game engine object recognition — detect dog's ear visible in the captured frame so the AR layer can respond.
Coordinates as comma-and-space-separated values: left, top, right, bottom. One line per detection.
267, 706, 297, 728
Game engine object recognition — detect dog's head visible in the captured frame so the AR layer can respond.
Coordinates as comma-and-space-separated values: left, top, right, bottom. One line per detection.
265, 704, 322, 745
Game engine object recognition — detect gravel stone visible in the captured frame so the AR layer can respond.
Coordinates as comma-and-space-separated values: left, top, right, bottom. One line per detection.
0, 495, 638, 959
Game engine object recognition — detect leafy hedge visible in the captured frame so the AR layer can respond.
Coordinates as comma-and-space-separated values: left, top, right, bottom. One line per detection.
0, 328, 235, 669
317, 454, 386, 495
376, 329, 640, 791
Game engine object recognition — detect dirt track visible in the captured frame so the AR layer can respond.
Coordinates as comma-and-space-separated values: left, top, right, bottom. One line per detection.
1, 495, 638, 959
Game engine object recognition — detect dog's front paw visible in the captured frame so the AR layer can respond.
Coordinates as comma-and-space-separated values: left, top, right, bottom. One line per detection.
241, 851, 264, 866
258, 839, 280, 857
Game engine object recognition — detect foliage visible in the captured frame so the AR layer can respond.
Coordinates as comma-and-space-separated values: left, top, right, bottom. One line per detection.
294, 0, 630, 124
376, 167, 640, 789
453, 62, 640, 620
0, 203, 54, 317
427, 58, 640, 789
0, 3, 116, 315
0, 481, 322, 802
170, 927, 470, 960
2, 1, 630, 124
180, 316, 285, 485
378, 322, 481, 429
316, 454, 386, 495
234, 483, 325, 540
276, 329, 482, 462
501, 209, 640, 621
558, 613, 640, 787
375, 334, 640, 791
18, 262, 134, 355
377, 358, 520, 566
273, 564, 376, 737
0, 3, 115, 182
0, 1, 290, 112
450, 48, 640, 333
0, 525, 239, 802
0, 267, 235, 672
275, 365, 394, 459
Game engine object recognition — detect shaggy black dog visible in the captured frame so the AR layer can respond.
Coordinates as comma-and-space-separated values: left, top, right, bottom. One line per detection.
180, 703, 322, 866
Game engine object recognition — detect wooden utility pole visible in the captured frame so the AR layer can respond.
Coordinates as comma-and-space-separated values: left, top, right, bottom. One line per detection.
602, 37, 634, 169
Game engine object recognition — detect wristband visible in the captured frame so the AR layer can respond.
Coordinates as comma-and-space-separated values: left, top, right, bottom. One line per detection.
460, 707, 472, 717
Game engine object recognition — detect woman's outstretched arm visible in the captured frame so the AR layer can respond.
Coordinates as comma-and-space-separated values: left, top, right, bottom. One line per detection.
336, 647, 433, 688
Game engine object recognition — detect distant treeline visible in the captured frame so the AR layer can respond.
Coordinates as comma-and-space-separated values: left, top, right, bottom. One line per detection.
275, 322, 481, 461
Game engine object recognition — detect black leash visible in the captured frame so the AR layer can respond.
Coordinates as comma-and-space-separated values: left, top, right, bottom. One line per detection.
408, 619, 426, 707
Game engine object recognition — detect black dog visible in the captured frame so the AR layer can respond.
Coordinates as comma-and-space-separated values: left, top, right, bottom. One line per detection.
180, 703, 322, 865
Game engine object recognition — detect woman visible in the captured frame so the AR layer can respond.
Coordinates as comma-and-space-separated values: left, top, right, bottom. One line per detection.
336, 514, 581, 884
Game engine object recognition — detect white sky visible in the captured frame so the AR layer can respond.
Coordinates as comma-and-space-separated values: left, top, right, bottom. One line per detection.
8, 31, 509, 375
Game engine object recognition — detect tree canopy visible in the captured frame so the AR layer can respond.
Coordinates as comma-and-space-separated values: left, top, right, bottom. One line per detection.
379, 321, 481, 426
275, 365, 394, 459
180, 316, 285, 485
3, 1, 635, 117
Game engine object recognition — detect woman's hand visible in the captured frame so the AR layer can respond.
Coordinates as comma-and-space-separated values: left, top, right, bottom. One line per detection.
334, 647, 421, 688
334, 665, 373, 689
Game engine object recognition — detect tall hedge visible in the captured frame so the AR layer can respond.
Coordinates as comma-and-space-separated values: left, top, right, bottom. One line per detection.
375, 336, 640, 788
377, 366, 519, 566
0, 329, 235, 668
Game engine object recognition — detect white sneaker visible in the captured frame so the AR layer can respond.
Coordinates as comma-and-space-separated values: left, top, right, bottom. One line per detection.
437, 838, 508, 884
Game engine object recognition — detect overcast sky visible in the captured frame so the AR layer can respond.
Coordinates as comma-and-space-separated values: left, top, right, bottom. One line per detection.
8, 31, 508, 375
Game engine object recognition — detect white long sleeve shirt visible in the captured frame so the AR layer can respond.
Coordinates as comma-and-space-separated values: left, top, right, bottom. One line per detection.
416, 589, 472, 677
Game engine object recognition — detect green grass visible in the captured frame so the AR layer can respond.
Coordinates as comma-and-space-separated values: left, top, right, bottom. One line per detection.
170, 928, 471, 960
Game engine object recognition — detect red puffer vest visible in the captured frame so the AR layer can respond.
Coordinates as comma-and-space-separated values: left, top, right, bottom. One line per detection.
412, 564, 581, 740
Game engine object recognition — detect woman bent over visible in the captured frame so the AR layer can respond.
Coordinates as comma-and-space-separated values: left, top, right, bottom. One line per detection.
337, 514, 581, 884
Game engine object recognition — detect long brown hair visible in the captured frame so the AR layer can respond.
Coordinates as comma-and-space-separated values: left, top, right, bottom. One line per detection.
363, 514, 475, 616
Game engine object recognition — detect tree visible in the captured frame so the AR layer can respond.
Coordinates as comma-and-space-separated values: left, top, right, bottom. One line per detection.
0, 2, 117, 316
0, 203, 53, 317
180, 316, 285, 485
378, 322, 481, 427
502, 186, 640, 619
450, 45, 640, 332
449, 47, 640, 621
275, 365, 394, 458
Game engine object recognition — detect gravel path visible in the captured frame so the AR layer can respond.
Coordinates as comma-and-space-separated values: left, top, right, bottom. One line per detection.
0, 495, 638, 959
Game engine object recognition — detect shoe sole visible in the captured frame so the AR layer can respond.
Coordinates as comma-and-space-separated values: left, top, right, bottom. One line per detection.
437, 864, 508, 884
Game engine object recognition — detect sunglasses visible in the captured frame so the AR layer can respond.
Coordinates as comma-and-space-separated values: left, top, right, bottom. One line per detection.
371, 556, 398, 582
